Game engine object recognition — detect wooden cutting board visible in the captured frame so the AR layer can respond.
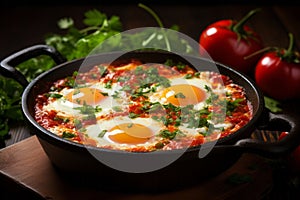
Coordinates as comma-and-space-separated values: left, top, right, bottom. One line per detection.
0, 136, 273, 200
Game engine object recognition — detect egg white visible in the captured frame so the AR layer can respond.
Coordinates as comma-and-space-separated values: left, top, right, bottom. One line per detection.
85, 116, 164, 148
44, 81, 128, 118
148, 75, 213, 110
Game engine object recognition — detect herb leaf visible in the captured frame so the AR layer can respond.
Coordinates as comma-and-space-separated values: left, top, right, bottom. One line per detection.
47, 93, 63, 99
98, 130, 107, 138
159, 129, 185, 140
174, 92, 186, 99
62, 131, 76, 139
83, 9, 106, 27
264, 96, 283, 113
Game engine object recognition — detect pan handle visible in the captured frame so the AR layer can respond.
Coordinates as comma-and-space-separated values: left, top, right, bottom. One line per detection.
233, 111, 300, 158
0, 45, 66, 87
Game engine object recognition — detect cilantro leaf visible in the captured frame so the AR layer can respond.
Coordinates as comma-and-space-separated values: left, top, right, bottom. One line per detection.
174, 92, 186, 99
159, 129, 185, 140
264, 96, 283, 113
62, 132, 76, 139
83, 9, 106, 27
106, 16, 122, 31
47, 93, 63, 99
98, 130, 107, 138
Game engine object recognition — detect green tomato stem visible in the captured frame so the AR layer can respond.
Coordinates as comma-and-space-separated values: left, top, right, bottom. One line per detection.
283, 33, 294, 57
243, 47, 274, 60
232, 8, 261, 34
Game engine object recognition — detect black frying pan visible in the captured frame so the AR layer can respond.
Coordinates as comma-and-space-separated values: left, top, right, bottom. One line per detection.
1, 45, 299, 191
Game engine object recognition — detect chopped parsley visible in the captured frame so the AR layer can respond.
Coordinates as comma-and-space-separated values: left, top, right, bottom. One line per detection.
53, 116, 70, 123
174, 92, 186, 99
104, 80, 112, 89
98, 65, 108, 77
73, 88, 81, 95
47, 93, 63, 99
226, 98, 244, 115
128, 112, 140, 119
117, 76, 130, 83
74, 103, 102, 114
111, 91, 120, 99
148, 102, 163, 113
65, 73, 77, 88
62, 132, 76, 139
164, 59, 187, 71
121, 85, 132, 92
100, 92, 109, 96
184, 73, 193, 79
205, 86, 219, 105
74, 119, 82, 129
98, 130, 107, 138
135, 66, 171, 88
159, 129, 185, 140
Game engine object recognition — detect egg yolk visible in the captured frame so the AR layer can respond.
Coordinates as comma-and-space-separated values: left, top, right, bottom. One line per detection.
162, 84, 206, 106
65, 87, 106, 105
108, 123, 154, 144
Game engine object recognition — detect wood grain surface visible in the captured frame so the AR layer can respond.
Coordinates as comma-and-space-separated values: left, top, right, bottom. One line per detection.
0, 136, 273, 200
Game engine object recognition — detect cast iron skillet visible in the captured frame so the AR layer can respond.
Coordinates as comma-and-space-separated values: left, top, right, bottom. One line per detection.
1, 45, 300, 191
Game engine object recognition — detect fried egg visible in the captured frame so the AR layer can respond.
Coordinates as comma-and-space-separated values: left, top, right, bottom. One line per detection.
149, 75, 213, 110
85, 117, 163, 149
44, 82, 127, 117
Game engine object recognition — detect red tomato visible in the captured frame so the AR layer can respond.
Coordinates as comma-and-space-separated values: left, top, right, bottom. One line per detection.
199, 9, 263, 75
255, 34, 300, 101
279, 132, 300, 173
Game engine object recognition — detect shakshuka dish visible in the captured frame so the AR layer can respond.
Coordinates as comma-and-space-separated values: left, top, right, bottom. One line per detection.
35, 59, 252, 152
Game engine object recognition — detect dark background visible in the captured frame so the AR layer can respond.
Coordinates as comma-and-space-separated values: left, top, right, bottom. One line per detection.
1, 0, 299, 61
2, 0, 300, 6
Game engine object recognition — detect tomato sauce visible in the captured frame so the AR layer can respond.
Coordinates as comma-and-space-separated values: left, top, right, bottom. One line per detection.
34, 60, 252, 152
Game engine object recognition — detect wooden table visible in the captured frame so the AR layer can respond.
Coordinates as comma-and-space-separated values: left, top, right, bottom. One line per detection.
0, 1, 300, 199
0, 135, 274, 200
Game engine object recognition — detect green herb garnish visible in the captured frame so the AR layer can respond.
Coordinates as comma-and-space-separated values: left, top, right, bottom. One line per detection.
74, 103, 101, 114
184, 74, 193, 79
159, 129, 185, 140
62, 132, 76, 139
164, 59, 187, 71
98, 130, 107, 138
47, 93, 63, 99
174, 92, 186, 99
264, 96, 283, 113
128, 112, 140, 119
226, 98, 244, 115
